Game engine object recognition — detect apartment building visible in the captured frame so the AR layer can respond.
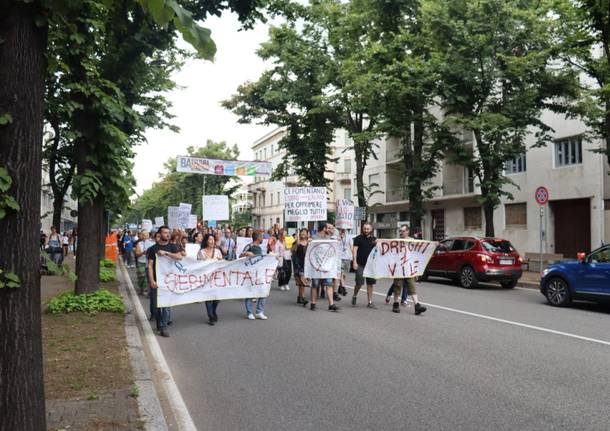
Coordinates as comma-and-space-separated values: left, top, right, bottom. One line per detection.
354, 110, 608, 258
232, 184, 253, 214
248, 127, 350, 231
40, 168, 78, 233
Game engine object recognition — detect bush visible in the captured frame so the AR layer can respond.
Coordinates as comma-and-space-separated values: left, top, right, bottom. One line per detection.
99, 266, 117, 282
100, 258, 116, 269
47, 289, 125, 314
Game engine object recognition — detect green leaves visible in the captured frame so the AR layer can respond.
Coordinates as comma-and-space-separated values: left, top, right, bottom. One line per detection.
0, 167, 20, 220
0, 113, 13, 125
138, 0, 217, 59
46, 288, 125, 314
0, 269, 21, 289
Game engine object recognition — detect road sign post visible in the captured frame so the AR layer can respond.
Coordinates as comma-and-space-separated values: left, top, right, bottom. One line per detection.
535, 186, 549, 275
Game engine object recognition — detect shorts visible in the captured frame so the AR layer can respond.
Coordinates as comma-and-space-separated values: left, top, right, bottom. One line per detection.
311, 278, 333, 288
341, 260, 351, 274
294, 274, 309, 287
392, 278, 416, 295
355, 266, 376, 286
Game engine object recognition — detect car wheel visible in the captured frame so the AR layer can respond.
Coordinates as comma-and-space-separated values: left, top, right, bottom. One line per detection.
544, 277, 571, 307
501, 280, 517, 289
460, 266, 478, 289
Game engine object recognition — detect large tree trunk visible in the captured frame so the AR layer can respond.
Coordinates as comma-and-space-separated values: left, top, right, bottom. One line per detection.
483, 199, 495, 237
0, 3, 47, 430
408, 109, 425, 233
99, 206, 107, 261
52, 195, 63, 231
76, 194, 102, 294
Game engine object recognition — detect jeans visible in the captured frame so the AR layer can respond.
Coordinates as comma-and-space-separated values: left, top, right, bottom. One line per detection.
386, 283, 408, 302
245, 298, 266, 315
124, 250, 134, 266
149, 288, 169, 330
205, 300, 219, 319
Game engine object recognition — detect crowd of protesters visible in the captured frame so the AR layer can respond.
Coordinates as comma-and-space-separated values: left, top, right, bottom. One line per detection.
41, 226, 77, 265
120, 221, 426, 338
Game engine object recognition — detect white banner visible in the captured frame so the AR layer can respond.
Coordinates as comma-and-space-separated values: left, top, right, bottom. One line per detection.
363, 239, 436, 278
236, 237, 268, 257
335, 199, 354, 229
284, 187, 327, 222
188, 214, 198, 229
141, 219, 153, 232
156, 255, 278, 306
154, 216, 164, 227
176, 156, 272, 176
304, 240, 341, 279
167, 206, 180, 229
203, 195, 229, 221
178, 203, 192, 229
185, 243, 200, 258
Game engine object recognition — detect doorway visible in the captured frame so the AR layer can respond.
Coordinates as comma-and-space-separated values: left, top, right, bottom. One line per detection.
551, 198, 591, 257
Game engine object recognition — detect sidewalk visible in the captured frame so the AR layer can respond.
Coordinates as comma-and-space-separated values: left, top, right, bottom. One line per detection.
518, 270, 541, 289
41, 256, 162, 431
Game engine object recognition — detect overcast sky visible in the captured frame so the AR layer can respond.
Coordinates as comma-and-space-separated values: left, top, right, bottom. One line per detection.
133, 13, 276, 194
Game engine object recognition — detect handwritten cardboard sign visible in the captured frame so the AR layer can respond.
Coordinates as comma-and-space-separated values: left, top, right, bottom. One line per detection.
363, 239, 436, 278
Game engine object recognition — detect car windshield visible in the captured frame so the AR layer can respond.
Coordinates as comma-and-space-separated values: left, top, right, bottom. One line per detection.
481, 240, 515, 253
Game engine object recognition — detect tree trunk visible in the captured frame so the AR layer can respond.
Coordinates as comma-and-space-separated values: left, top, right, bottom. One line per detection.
76, 194, 102, 294
0, 3, 47, 430
408, 109, 426, 233
483, 200, 495, 237
98, 206, 107, 261
52, 195, 63, 231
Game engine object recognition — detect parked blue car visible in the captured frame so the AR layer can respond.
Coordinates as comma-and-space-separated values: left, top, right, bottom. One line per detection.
540, 245, 610, 306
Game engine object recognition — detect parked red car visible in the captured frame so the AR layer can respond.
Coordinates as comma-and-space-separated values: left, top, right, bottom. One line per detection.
423, 237, 523, 289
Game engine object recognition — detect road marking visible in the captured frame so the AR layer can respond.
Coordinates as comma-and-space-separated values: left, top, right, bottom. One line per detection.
119, 263, 198, 431
345, 285, 610, 347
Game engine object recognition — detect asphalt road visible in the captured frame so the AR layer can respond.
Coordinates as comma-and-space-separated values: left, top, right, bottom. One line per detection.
130, 271, 610, 431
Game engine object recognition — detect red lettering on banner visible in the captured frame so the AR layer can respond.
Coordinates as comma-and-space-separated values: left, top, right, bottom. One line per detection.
388, 263, 396, 276
381, 242, 390, 255
241, 271, 253, 286
265, 268, 275, 284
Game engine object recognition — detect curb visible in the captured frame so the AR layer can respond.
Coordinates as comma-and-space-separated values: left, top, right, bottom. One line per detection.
117, 263, 170, 431
118, 261, 198, 431
517, 280, 540, 290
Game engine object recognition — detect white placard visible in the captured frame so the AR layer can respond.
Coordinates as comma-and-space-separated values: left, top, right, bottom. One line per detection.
304, 240, 341, 279
154, 217, 164, 227
203, 195, 229, 221
284, 187, 327, 222
179, 202, 192, 212
177, 203, 192, 229
141, 219, 153, 232
236, 237, 269, 256
363, 239, 437, 278
156, 255, 279, 306
185, 243, 200, 258
335, 199, 354, 229
167, 206, 180, 229
188, 214, 198, 229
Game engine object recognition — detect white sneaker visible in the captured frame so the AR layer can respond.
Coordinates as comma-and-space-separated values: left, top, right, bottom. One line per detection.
247, 313, 255, 320
285, 285, 290, 291
279, 285, 286, 291
255, 313, 268, 320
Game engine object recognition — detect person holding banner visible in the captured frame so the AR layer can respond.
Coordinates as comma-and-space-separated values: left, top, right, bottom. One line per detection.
291, 228, 310, 306
352, 222, 377, 308
338, 229, 352, 296
309, 222, 340, 312
197, 234, 223, 326
240, 232, 269, 320
385, 225, 427, 315
147, 226, 186, 337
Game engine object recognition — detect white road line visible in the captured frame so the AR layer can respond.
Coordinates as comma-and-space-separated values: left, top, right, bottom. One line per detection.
120, 263, 198, 431
345, 285, 610, 347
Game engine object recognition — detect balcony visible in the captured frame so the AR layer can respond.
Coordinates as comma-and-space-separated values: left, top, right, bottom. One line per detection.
442, 177, 475, 196
387, 187, 408, 203
335, 171, 353, 184
386, 144, 402, 164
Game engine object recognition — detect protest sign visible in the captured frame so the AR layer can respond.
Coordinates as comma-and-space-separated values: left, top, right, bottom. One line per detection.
185, 243, 200, 258
156, 255, 278, 306
335, 199, 354, 229
363, 239, 436, 279
167, 206, 180, 229
188, 214, 198, 229
176, 156, 272, 177
354, 207, 367, 221
177, 203, 192, 228
141, 219, 153, 232
304, 240, 341, 279
284, 187, 327, 222
236, 237, 268, 256
203, 195, 229, 221
208, 220, 217, 228
154, 217, 164, 227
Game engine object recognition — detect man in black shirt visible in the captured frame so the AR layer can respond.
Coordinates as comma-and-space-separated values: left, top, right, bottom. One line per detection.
147, 225, 185, 337
351, 222, 377, 308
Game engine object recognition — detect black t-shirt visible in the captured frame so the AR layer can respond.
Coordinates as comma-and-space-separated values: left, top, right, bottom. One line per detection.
353, 234, 377, 266
147, 242, 181, 281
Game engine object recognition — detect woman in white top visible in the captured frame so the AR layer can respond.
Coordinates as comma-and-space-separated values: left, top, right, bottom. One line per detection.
197, 233, 223, 326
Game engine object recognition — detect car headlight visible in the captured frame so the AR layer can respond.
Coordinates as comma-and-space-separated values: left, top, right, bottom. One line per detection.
542, 268, 551, 277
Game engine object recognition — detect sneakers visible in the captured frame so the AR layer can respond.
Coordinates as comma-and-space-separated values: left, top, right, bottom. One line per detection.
333, 292, 341, 301
310, 303, 317, 311
351, 296, 357, 306
207, 318, 215, 326
279, 285, 286, 291
385, 296, 391, 304
285, 285, 290, 291
367, 302, 377, 309
297, 296, 309, 306
401, 300, 408, 307
328, 304, 339, 312
392, 302, 400, 313
159, 329, 170, 337
255, 313, 268, 320
247, 313, 255, 320
338, 285, 347, 296
415, 303, 427, 315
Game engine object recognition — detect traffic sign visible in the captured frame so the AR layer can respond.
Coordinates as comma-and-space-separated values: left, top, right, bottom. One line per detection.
535, 186, 549, 206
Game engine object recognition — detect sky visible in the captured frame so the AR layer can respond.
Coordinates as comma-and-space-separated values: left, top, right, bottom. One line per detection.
132, 13, 276, 194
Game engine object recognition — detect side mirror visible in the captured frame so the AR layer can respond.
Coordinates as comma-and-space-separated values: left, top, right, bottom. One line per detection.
576, 252, 586, 263
436, 245, 447, 253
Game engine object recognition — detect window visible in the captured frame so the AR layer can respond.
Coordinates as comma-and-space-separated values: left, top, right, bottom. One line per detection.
589, 246, 610, 263
554, 136, 582, 167
505, 203, 527, 228
505, 154, 527, 174
271, 144, 274, 154
344, 188, 351, 200
277, 192, 280, 205
264, 147, 267, 159
343, 159, 352, 173
399, 211, 409, 221
463, 206, 482, 229
368, 173, 380, 186
270, 194, 273, 206
451, 239, 468, 251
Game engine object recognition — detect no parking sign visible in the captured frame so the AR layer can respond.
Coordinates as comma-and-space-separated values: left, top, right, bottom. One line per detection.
535, 186, 549, 206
